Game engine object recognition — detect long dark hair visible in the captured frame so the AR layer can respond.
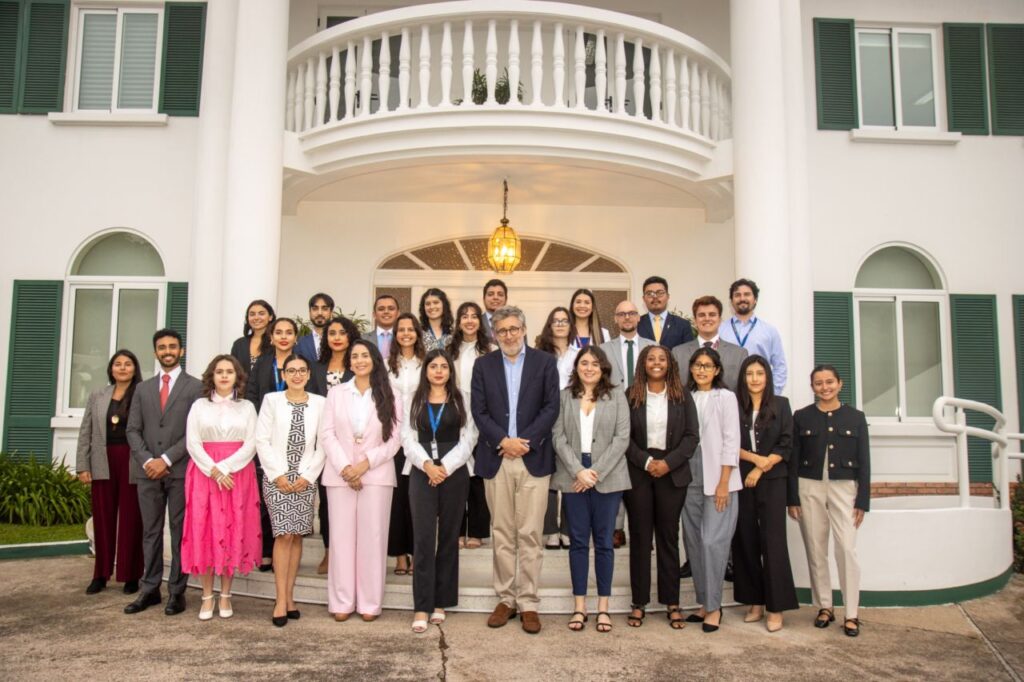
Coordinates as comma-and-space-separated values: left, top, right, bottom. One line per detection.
627, 345, 685, 407
569, 288, 604, 344
409, 349, 467, 429
534, 306, 573, 354
349, 339, 398, 441
735, 354, 777, 425
418, 288, 454, 338
106, 349, 143, 425
319, 316, 361, 369
269, 317, 299, 358
200, 354, 248, 400
448, 301, 491, 359
242, 299, 276, 356
686, 347, 726, 392
568, 346, 614, 401
388, 312, 426, 376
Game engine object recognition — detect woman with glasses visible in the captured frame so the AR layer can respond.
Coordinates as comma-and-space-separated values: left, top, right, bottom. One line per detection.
255, 354, 326, 626
569, 289, 610, 349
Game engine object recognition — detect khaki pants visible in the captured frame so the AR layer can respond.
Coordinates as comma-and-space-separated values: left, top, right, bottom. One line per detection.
484, 457, 550, 611
797, 469, 861, 618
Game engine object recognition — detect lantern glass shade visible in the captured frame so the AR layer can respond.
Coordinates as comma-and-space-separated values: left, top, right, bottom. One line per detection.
487, 223, 522, 273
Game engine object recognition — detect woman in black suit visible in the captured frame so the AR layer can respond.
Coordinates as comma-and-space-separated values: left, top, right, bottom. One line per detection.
732, 355, 798, 632
230, 299, 276, 373
622, 345, 699, 629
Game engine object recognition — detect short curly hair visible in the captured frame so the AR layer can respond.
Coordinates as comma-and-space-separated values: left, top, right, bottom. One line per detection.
200, 354, 248, 399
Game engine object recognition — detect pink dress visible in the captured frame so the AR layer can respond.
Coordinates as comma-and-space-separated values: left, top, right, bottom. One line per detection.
181, 396, 262, 576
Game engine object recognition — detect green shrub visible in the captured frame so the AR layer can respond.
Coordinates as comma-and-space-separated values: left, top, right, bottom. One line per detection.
1013, 476, 1024, 573
0, 454, 91, 526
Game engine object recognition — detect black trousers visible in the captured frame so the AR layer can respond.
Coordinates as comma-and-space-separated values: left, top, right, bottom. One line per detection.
623, 471, 688, 606
255, 465, 275, 560
731, 476, 799, 612
387, 449, 414, 557
543, 489, 570, 537
409, 466, 469, 613
318, 479, 329, 548
463, 475, 490, 538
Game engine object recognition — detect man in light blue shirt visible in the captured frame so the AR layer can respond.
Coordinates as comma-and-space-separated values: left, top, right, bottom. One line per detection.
718, 278, 787, 393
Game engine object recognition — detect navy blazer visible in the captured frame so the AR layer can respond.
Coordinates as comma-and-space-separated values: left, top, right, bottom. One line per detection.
637, 312, 694, 350
470, 346, 560, 479
295, 333, 321, 363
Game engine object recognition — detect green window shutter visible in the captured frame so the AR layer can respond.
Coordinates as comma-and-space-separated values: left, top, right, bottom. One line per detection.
950, 294, 1001, 483
813, 291, 856, 405
165, 281, 188, 349
1013, 295, 1024, 436
159, 2, 205, 116
17, 0, 68, 113
987, 24, 1024, 135
813, 18, 858, 130
944, 24, 989, 135
3, 280, 63, 463
0, 1, 22, 113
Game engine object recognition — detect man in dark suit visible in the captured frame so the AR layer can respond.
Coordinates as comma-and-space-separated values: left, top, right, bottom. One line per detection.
471, 306, 559, 634
124, 329, 202, 616
361, 293, 400, 355
296, 292, 334, 362
480, 278, 507, 340
637, 275, 695, 350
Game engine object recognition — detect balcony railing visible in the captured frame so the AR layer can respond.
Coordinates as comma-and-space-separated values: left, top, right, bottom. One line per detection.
284, 0, 732, 142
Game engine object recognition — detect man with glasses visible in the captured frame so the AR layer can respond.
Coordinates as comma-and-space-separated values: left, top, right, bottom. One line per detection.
672, 295, 748, 391
296, 292, 334, 362
637, 276, 694, 350
362, 294, 400, 356
471, 306, 560, 634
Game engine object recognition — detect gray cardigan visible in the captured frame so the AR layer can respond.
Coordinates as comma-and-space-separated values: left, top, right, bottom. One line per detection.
551, 387, 631, 494
75, 384, 116, 480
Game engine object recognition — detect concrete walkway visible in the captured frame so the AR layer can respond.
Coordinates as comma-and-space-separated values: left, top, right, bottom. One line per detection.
1, 556, 1021, 681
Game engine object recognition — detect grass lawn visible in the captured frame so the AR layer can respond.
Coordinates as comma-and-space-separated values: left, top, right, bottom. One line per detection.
0, 522, 87, 545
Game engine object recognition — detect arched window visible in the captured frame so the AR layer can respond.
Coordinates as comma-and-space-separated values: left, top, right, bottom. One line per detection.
64, 231, 166, 411
854, 245, 949, 422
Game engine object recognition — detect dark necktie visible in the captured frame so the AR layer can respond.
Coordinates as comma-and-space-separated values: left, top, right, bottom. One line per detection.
703, 341, 713, 349
626, 339, 635, 387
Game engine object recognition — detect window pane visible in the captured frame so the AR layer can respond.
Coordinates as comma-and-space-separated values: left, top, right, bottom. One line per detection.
898, 32, 935, 126
117, 13, 158, 109
69, 289, 113, 409
78, 13, 116, 110
116, 289, 159, 379
902, 301, 943, 417
71, 232, 165, 276
855, 246, 941, 289
859, 300, 899, 417
858, 32, 895, 126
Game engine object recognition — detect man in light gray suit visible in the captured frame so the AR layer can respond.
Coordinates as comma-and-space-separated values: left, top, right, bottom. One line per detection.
673, 295, 748, 391
124, 329, 202, 616
600, 300, 654, 389
361, 293, 400, 354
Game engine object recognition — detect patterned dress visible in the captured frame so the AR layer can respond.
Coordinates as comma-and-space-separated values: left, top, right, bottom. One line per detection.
262, 401, 317, 536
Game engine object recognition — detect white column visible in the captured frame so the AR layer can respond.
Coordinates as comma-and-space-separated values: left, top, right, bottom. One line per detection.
730, 0, 791, 392
219, 0, 289, 348
186, 0, 238, 373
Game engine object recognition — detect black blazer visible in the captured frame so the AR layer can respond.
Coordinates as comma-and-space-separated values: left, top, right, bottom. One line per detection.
637, 312, 694, 350
230, 335, 265, 374
313, 363, 353, 391
245, 353, 327, 413
787, 403, 871, 511
470, 347, 560, 479
738, 395, 792, 480
624, 390, 700, 488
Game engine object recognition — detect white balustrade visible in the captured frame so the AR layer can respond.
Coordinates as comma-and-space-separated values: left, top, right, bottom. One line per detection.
284, 1, 731, 139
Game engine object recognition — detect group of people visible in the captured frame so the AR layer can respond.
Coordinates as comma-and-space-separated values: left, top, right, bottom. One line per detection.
75, 276, 871, 637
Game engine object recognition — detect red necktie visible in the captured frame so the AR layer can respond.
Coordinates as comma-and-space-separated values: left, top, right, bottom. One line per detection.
160, 374, 171, 412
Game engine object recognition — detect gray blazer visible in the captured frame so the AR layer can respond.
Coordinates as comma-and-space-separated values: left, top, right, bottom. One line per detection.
673, 338, 748, 391
75, 384, 116, 479
600, 335, 655, 388
126, 371, 203, 483
551, 388, 631, 494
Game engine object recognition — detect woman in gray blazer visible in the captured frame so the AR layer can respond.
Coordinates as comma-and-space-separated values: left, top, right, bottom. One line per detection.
75, 349, 145, 595
552, 346, 631, 633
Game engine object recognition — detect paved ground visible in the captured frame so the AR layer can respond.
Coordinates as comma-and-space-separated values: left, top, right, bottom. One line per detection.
1, 556, 1021, 681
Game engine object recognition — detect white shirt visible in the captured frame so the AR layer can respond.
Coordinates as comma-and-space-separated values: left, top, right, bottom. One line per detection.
750, 409, 758, 452
692, 389, 711, 423
390, 355, 422, 406
345, 381, 374, 437
579, 406, 596, 455
645, 388, 668, 450
556, 347, 580, 390
148, 366, 183, 468
618, 335, 640, 384
185, 394, 258, 476
696, 334, 721, 349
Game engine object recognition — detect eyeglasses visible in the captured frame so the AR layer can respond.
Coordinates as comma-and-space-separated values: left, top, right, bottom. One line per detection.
495, 326, 523, 337
614, 311, 639, 318
692, 362, 716, 371
644, 289, 667, 298
284, 368, 309, 376
550, 319, 570, 327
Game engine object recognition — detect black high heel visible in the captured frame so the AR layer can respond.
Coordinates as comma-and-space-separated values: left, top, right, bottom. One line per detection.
702, 609, 723, 633
85, 578, 106, 595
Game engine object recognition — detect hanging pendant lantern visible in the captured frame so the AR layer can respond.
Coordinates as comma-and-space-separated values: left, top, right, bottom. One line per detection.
487, 179, 523, 274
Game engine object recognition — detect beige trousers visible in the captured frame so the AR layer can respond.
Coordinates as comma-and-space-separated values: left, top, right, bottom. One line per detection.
797, 468, 861, 619
484, 456, 550, 611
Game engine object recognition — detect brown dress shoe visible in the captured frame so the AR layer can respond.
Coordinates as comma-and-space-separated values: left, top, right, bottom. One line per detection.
520, 611, 542, 634
487, 602, 517, 628
612, 529, 626, 548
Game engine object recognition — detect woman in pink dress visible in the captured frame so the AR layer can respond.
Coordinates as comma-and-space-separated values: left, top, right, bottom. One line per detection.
182, 354, 261, 621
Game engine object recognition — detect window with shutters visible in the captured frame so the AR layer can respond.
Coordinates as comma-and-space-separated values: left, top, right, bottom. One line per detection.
62, 231, 165, 412
853, 245, 951, 423
856, 27, 942, 129
71, 7, 162, 112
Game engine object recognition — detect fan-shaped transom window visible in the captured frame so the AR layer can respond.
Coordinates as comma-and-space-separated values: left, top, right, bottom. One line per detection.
855, 246, 941, 289
71, 231, 165, 277
381, 236, 625, 273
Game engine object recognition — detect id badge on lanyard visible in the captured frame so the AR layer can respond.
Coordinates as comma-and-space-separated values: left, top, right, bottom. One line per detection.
428, 403, 446, 462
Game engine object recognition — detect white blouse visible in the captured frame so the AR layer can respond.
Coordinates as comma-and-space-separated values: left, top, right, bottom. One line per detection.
556, 346, 580, 390
750, 409, 758, 452
345, 381, 374, 438
390, 355, 422, 406
579, 407, 596, 455
692, 389, 711, 425
645, 388, 668, 450
185, 393, 258, 477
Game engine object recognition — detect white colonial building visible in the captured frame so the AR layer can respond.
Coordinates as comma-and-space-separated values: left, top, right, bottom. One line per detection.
1, 0, 1021, 605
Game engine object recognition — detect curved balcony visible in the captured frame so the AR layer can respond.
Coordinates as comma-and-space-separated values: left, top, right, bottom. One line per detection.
282, 0, 733, 211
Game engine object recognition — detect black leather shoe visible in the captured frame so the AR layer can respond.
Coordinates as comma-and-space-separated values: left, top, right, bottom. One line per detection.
124, 591, 161, 614
123, 580, 139, 595
680, 560, 692, 578
287, 609, 301, 620
272, 615, 288, 627
164, 593, 186, 616
724, 560, 734, 582
85, 578, 107, 595
814, 608, 835, 628
258, 561, 274, 573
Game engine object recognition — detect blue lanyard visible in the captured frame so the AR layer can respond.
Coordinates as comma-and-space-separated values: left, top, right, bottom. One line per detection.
730, 318, 758, 349
427, 403, 446, 442
273, 357, 286, 392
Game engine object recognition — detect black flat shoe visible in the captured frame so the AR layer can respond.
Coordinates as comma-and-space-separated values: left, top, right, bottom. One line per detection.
685, 613, 705, 623
287, 609, 301, 620
123, 580, 139, 595
680, 560, 692, 578
272, 615, 288, 627
124, 591, 161, 614
258, 561, 274, 573
724, 561, 734, 582
843, 618, 860, 637
164, 593, 186, 616
85, 578, 107, 595
814, 608, 835, 628
702, 610, 723, 633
